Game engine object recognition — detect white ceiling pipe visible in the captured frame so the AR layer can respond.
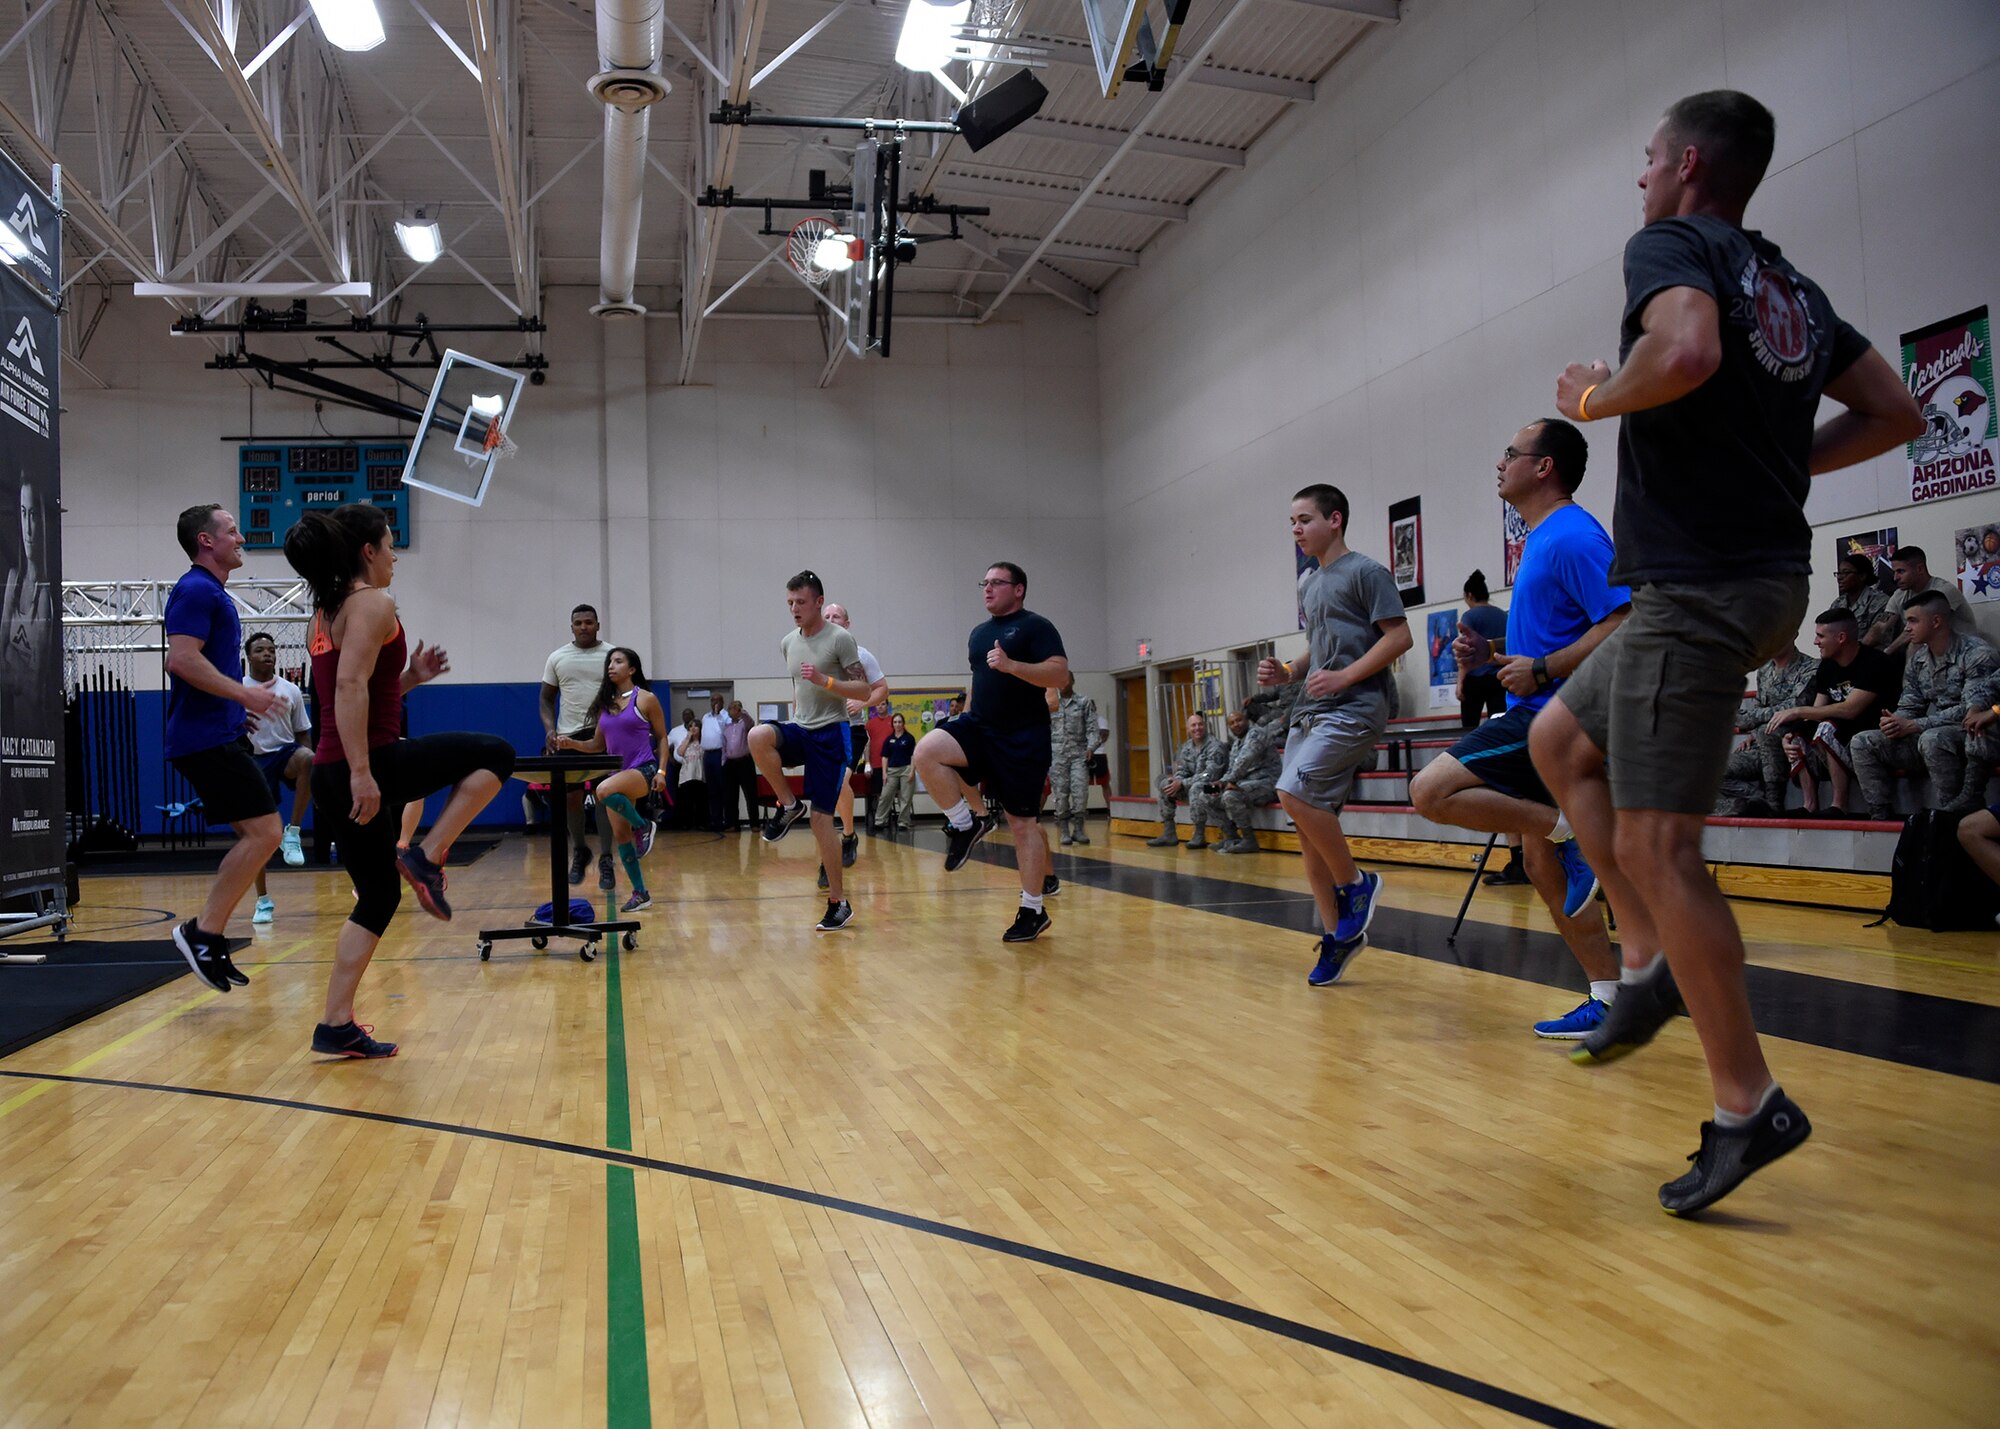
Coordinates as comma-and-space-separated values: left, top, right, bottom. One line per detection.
589, 0, 670, 318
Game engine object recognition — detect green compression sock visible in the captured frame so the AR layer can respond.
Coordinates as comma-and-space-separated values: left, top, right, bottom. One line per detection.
618, 842, 645, 889
602, 792, 646, 832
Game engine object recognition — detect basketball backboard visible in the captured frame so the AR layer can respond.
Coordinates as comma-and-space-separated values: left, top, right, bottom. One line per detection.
1083, 0, 1191, 96
399, 349, 524, 507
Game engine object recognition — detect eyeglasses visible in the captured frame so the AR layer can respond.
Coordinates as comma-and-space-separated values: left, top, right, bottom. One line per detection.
978, 578, 1021, 589
1502, 447, 1550, 464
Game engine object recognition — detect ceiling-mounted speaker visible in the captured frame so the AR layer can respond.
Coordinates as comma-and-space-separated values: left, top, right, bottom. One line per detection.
953, 70, 1049, 153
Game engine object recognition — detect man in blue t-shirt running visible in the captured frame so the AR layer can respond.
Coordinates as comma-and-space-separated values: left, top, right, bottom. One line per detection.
1411, 420, 1630, 1039
163, 504, 286, 992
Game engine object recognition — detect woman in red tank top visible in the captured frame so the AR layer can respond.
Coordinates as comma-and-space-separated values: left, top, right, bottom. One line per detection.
285, 503, 516, 1059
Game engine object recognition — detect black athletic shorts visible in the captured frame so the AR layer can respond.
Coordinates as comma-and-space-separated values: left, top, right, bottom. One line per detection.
171, 736, 280, 825
938, 714, 1051, 818
846, 725, 869, 772
1446, 702, 1552, 806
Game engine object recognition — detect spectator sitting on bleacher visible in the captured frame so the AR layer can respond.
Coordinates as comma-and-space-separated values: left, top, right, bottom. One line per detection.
1212, 709, 1283, 854
1761, 609, 1900, 817
1147, 713, 1227, 849
1832, 551, 1888, 634
1715, 641, 1817, 816
1850, 591, 1998, 820
1865, 545, 1976, 655
1243, 680, 1301, 735
1957, 803, 2000, 928
1962, 673, 2000, 811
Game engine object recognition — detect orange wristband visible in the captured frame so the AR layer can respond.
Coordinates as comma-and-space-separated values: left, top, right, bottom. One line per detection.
1577, 383, 1599, 421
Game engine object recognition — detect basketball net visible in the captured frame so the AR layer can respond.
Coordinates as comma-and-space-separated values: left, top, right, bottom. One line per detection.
470, 414, 518, 468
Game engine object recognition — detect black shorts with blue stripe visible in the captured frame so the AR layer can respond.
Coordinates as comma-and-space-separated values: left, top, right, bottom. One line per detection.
1447, 702, 1553, 807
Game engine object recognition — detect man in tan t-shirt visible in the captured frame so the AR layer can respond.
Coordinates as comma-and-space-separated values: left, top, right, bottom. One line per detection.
540, 603, 611, 885
748, 571, 871, 931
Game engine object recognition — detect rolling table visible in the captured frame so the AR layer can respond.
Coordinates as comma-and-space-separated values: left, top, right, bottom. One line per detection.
478, 751, 640, 963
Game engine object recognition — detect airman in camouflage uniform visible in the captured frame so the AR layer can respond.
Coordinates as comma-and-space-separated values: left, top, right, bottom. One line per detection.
1715, 645, 1818, 813
1244, 680, 1302, 733
1048, 676, 1102, 846
1148, 713, 1226, 848
1960, 666, 2000, 811
1850, 597, 1997, 817
1214, 709, 1283, 853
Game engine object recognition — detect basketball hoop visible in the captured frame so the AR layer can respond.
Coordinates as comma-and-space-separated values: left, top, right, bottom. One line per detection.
787, 216, 858, 287
469, 414, 517, 469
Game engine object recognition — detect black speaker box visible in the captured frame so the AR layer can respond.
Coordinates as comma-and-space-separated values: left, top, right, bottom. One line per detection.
954, 70, 1049, 153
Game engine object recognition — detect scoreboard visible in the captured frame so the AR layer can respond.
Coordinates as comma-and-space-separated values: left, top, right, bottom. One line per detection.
238, 442, 412, 550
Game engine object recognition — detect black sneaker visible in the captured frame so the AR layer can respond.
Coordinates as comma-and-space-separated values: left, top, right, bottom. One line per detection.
1483, 859, 1530, 886
172, 920, 232, 992
1002, 906, 1050, 943
763, 799, 809, 843
814, 899, 854, 932
841, 832, 858, 868
1042, 873, 1060, 897
942, 813, 993, 872
397, 845, 453, 921
568, 846, 591, 885
311, 1021, 399, 1058
1570, 958, 1684, 1066
598, 852, 616, 891
1659, 1091, 1811, 1215
817, 863, 830, 890
217, 950, 250, 987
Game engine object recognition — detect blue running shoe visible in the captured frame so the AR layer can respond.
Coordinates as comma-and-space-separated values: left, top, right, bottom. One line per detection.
1332, 870, 1382, 946
1554, 838, 1599, 919
1533, 996, 1608, 1040
1307, 931, 1363, 987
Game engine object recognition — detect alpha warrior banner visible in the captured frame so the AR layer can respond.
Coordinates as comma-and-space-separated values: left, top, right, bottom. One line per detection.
0, 149, 62, 896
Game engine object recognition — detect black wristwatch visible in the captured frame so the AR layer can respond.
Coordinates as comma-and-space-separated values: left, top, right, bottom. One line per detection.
1531, 657, 1551, 688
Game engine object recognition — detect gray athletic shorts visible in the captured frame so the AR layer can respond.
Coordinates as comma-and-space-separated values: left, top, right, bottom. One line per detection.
1275, 705, 1386, 813
1555, 575, 1809, 816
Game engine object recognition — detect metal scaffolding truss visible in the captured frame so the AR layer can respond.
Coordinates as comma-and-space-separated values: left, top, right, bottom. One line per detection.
62, 576, 314, 651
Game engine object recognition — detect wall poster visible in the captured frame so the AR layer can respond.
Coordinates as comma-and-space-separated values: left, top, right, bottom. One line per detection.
1502, 501, 1529, 587
1388, 495, 1423, 608
1902, 305, 1998, 505
1833, 527, 1899, 593
1956, 524, 2000, 603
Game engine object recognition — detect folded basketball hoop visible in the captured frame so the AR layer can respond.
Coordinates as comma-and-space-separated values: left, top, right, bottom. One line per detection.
475, 414, 518, 466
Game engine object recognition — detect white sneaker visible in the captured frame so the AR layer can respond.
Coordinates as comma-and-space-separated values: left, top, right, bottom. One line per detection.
280, 825, 305, 866
252, 896, 276, 925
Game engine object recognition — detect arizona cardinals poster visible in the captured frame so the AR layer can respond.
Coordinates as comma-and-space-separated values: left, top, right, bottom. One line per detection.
1901, 306, 1997, 505
0, 149, 61, 898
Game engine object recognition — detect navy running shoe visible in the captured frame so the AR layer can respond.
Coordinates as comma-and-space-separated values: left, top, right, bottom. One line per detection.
172, 919, 232, 993
312, 1021, 398, 1058
942, 813, 994, 872
1307, 931, 1363, 987
814, 899, 854, 932
1660, 1091, 1811, 1215
396, 845, 452, 921
763, 799, 810, 843
1331, 870, 1382, 947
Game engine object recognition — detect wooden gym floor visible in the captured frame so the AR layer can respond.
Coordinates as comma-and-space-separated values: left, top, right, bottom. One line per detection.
1, 826, 1995, 1427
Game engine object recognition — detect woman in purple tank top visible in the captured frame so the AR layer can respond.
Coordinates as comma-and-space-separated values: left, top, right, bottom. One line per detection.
554, 647, 669, 911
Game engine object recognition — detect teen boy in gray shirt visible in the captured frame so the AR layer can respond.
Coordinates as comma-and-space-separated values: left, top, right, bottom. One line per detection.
1258, 483, 1412, 988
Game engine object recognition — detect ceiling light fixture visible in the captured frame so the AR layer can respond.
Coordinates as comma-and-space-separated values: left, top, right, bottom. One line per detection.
896, 0, 972, 74
307, 0, 386, 53
395, 212, 443, 264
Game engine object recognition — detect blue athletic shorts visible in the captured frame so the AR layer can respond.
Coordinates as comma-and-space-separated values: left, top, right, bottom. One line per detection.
769, 721, 851, 811
1446, 703, 1552, 806
256, 742, 302, 802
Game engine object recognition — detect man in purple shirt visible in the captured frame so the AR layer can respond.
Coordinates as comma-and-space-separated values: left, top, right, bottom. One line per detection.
718, 697, 755, 831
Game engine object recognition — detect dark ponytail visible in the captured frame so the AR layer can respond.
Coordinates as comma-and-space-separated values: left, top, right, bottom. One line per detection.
284, 503, 390, 615
1464, 569, 1490, 603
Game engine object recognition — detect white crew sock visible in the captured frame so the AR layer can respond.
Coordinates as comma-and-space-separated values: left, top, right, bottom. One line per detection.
1714, 1082, 1779, 1129
1589, 980, 1620, 1005
1547, 810, 1573, 843
1020, 892, 1044, 913
942, 799, 973, 831
1621, 952, 1665, 984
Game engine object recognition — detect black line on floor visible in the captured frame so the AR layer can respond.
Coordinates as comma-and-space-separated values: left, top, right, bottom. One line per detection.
993, 839, 2000, 1085
0, 1066, 1605, 1429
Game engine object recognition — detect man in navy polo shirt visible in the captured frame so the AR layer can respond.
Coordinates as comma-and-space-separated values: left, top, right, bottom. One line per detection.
163, 503, 284, 991
912, 561, 1070, 943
